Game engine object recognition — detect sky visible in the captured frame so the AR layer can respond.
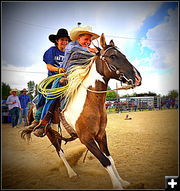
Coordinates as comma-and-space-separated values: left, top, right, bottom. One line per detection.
1, 1, 179, 96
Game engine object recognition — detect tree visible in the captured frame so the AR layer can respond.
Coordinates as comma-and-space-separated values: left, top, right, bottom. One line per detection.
1, 82, 11, 100
27, 81, 35, 99
34, 84, 38, 98
167, 90, 178, 100
106, 86, 119, 100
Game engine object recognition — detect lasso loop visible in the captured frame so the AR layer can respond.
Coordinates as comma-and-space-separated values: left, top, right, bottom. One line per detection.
37, 73, 68, 99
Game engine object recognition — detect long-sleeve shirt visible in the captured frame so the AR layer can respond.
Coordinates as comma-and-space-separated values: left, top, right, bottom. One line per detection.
6, 95, 21, 110
62, 40, 89, 71
43, 46, 65, 77
19, 94, 31, 109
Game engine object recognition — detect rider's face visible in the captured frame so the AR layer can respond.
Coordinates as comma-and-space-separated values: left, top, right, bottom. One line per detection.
78, 34, 92, 47
56, 37, 69, 51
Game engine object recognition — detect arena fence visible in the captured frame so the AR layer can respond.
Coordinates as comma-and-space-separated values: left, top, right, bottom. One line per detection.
105, 96, 178, 113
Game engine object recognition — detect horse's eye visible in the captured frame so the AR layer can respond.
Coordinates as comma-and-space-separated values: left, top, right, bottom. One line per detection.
109, 55, 117, 59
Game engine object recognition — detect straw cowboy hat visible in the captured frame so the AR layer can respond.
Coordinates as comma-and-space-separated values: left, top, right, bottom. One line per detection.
49, 28, 71, 43
70, 25, 100, 41
21, 88, 28, 93
10, 88, 18, 94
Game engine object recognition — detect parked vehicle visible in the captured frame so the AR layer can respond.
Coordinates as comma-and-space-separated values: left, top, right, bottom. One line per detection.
1, 100, 11, 123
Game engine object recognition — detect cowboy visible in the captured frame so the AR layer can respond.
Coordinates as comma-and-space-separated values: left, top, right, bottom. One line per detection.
6, 88, 22, 128
18, 88, 31, 126
59, 25, 100, 87
28, 28, 71, 137
63, 25, 99, 70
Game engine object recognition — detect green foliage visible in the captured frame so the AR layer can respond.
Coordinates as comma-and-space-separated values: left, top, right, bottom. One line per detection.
106, 90, 119, 100
27, 81, 35, 99
34, 84, 38, 98
167, 90, 178, 100
1, 82, 11, 100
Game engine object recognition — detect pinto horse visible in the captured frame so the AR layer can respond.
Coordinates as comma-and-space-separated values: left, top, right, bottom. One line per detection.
21, 33, 142, 189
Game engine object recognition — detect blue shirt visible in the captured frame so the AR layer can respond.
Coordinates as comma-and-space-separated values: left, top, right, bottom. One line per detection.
19, 94, 31, 109
43, 46, 65, 76
62, 40, 89, 71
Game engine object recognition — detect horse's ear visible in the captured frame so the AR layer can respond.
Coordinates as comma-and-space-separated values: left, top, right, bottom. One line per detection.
100, 33, 107, 49
109, 40, 115, 47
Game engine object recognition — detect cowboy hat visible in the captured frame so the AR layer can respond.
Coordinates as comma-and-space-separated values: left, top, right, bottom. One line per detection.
10, 88, 18, 94
21, 88, 28, 92
70, 25, 100, 41
49, 28, 71, 43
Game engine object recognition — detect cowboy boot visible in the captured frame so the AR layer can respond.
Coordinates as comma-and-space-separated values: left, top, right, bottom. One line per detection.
33, 99, 60, 137
27, 120, 39, 130
33, 112, 53, 137
33, 122, 50, 137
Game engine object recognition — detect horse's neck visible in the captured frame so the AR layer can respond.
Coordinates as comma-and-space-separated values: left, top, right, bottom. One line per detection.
83, 61, 108, 91
64, 62, 107, 128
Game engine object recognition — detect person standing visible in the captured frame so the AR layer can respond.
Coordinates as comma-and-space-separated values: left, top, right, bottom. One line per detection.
6, 88, 22, 128
18, 88, 31, 126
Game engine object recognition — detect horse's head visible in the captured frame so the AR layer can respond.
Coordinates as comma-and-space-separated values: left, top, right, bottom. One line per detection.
96, 33, 142, 88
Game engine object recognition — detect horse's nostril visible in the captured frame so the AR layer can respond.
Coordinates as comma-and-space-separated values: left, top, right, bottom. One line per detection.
128, 79, 133, 85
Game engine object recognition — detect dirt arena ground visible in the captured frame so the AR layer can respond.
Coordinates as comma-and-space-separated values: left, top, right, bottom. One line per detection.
2, 109, 178, 190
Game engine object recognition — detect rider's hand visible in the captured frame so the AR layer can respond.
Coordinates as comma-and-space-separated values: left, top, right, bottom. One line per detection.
63, 73, 69, 77
88, 48, 98, 53
58, 67, 66, 73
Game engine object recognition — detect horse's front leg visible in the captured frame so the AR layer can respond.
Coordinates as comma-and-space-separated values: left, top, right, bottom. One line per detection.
96, 132, 130, 188
80, 135, 123, 189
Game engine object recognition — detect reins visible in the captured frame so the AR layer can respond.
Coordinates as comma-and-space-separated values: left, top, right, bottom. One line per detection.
83, 84, 134, 94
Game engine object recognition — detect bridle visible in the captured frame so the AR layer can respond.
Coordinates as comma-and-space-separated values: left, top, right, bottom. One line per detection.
99, 46, 133, 85
82, 46, 135, 94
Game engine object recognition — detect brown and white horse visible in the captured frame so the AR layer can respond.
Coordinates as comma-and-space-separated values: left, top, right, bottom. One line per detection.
60, 33, 141, 188
22, 33, 142, 189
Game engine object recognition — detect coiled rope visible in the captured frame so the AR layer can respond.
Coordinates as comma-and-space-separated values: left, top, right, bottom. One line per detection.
37, 51, 95, 100
37, 73, 68, 99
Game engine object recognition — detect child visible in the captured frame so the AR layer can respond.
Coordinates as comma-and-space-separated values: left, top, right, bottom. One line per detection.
30, 28, 71, 137
59, 24, 100, 85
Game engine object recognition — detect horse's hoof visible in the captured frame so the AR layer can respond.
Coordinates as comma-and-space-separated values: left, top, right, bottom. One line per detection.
121, 180, 130, 187
113, 184, 123, 190
68, 169, 78, 178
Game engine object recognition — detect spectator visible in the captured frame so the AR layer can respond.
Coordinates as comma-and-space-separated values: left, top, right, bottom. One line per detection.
175, 98, 178, 109
6, 88, 22, 128
18, 88, 31, 126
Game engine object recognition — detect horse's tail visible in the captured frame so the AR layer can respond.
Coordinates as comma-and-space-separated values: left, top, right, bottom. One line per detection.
20, 125, 35, 142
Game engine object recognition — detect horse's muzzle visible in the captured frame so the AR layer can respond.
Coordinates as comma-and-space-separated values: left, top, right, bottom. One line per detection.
134, 73, 141, 86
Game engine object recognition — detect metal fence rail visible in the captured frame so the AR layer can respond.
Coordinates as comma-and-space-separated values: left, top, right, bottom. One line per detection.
105, 97, 178, 112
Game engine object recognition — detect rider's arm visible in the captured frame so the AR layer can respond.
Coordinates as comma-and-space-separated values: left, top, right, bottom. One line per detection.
43, 47, 66, 73
46, 64, 65, 73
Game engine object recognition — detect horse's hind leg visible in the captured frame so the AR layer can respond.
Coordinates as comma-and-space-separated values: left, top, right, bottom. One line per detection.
96, 133, 130, 188
80, 137, 123, 189
46, 129, 77, 178
59, 150, 77, 178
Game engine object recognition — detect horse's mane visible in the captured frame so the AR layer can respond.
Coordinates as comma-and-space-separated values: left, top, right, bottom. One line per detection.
63, 55, 96, 108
